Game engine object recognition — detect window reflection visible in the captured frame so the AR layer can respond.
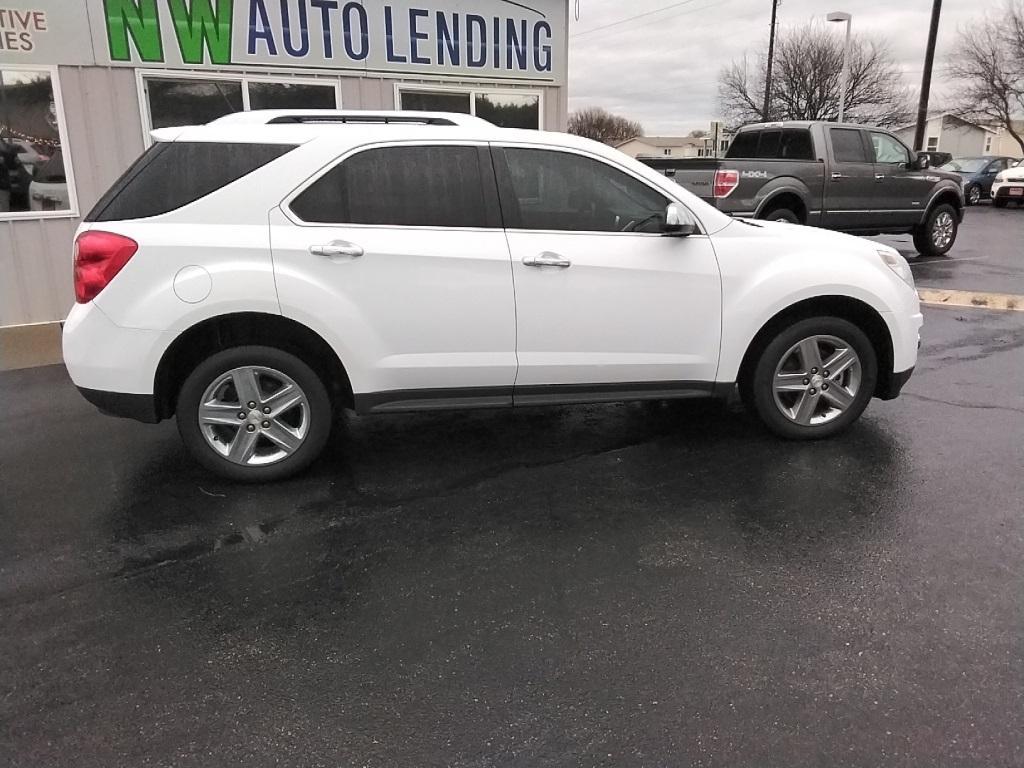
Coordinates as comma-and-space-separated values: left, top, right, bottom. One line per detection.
474, 93, 540, 129
1, 68, 69, 215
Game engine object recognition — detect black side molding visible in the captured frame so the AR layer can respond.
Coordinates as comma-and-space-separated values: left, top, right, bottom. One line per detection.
77, 387, 160, 423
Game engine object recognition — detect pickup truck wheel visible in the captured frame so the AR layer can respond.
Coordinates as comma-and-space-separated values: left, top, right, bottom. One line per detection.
176, 346, 332, 482
913, 203, 958, 256
762, 207, 799, 224
965, 184, 982, 206
748, 317, 877, 440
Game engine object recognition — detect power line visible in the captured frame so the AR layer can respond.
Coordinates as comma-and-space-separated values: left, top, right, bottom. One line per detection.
570, 0, 736, 45
571, 0, 703, 38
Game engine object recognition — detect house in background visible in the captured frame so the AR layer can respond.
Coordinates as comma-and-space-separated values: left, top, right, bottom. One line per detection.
616, 129, 733, 160
892, 113, 999, 158
984, 120, 1024, 160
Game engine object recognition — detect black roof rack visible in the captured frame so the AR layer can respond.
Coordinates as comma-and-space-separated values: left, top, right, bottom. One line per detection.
266, 115, 461, 126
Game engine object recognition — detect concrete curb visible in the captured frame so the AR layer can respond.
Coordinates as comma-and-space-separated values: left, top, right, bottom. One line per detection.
917, 288, 1024, 312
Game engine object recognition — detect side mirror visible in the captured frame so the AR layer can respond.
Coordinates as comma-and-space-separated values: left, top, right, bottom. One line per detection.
915, 153, 930, 170
662, 203, 696, 236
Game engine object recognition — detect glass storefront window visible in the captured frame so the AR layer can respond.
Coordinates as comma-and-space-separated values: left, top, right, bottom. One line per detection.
399, 87, 541, 129
146, 78, 244, 129
143, 76, 340, 135
474, 93, 540, 129
1, 67, 75, 217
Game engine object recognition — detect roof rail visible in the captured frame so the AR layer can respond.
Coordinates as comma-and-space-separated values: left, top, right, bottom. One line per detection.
207, 109, 493, 128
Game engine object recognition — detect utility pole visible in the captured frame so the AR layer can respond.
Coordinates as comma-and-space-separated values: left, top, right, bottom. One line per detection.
913, 0, 942, 151
762, 0, 780, 121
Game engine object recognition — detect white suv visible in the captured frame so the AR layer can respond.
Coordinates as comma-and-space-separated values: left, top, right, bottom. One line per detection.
63, 110, 923, 481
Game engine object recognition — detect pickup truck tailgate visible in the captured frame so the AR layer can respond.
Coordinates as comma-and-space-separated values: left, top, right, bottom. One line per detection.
640, 157, 721, 204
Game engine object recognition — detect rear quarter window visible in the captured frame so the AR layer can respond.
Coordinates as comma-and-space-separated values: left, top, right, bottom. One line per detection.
87, 142, 296, 222
725, 131, 759, 158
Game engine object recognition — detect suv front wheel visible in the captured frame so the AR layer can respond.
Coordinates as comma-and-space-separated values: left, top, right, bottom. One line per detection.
745, 317, 878, 440
176, 346, 332, 482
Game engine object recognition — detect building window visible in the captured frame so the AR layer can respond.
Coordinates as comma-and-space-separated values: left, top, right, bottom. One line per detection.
927, 136, 938, 151
663, 148, 671, 155
397, 86, 541, 129
984, 136, 993, 153
141, 74, 339, 135
1, 66, 76, 219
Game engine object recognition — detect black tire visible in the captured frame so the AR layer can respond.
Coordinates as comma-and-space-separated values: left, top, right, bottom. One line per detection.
762, 207, 800, 224
993, 198, 1008, 209
965, 184, 981, 206
912, 203, 958, 256
176, 346, 332, 482
746, 316, 878, 440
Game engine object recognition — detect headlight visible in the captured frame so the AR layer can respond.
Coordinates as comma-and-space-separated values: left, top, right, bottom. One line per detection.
878, 248, 914, 287
994, 173, 1006, 182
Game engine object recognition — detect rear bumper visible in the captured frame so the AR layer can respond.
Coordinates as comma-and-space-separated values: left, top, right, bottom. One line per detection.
877, 366, 914, 401
76, 386, 160, 423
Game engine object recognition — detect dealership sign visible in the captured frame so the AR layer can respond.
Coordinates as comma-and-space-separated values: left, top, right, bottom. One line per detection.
87, 0, 565, 81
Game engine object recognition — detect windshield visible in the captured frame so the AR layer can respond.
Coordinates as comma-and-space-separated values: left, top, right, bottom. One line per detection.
940, 158, 987, 173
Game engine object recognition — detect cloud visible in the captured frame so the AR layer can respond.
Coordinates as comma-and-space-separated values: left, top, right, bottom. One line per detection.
568, 0, 985, 134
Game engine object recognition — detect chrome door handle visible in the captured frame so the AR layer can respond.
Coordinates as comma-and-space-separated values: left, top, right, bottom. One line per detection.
523, 252, 571, 268
831, 172, 845, 181
875, 174, 886, 181
310, 240, 363, 258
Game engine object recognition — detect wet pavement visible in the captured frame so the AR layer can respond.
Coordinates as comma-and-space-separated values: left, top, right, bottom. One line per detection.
875, 202, 1024, 296
2, 303, 1022, 767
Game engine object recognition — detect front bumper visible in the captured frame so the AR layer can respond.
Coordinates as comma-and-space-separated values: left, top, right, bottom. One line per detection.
877, 366, 915, 400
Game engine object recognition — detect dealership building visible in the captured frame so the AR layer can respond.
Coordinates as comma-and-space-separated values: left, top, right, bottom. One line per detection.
0, 0, 569, 361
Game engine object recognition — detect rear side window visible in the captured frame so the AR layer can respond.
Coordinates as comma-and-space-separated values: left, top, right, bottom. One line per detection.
290, 145, 490, 227
830, 128, 869, 163
756, 130, 782, 158
778, 129, 814, 159
87, 142, 296, 222
726, 131, 759, 158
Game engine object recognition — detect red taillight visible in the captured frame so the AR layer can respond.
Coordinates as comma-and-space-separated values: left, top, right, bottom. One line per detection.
713, 169, 740, 199
73, 231, 138, 303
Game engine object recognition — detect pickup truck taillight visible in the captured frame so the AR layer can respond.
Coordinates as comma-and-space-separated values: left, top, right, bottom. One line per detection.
74, 231, 138, 303
713, 169, 740, 199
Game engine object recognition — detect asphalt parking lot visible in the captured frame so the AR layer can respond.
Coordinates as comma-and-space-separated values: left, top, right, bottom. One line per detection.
2, 205, 1023, 767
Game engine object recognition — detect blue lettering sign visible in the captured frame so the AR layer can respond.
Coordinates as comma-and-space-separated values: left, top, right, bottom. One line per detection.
533, 20, 551, 72
384, 6, 406, 62
466, 14, 485, 68
409, 8, 429, 64
248, 0, 278, 55
437, 12, 459, 66
343, 1, 368, 60
506, 18, 526, 70
280, 0, 310, 57
309, 0, 337, 58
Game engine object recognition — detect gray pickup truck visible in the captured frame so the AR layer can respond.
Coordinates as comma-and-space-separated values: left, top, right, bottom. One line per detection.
640, 121, 965, 256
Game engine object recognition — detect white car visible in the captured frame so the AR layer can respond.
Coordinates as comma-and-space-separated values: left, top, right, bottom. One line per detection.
28, 150, 71, 212
63, 110, 923, 481
991, 158, 1024, 207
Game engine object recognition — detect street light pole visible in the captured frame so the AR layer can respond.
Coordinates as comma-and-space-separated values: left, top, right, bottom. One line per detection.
913, 0, 943, 151
762, 0, 780, 121
827, 11, 853, 122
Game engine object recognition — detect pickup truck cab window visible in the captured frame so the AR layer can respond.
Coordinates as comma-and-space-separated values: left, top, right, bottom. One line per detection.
869, 132, 910, 165
830, 128, 870, 163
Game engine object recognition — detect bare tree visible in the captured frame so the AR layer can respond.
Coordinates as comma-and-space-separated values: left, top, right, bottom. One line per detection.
719, 23, 911, 128
948, 0, 1024, 154
567, 107, 643, 145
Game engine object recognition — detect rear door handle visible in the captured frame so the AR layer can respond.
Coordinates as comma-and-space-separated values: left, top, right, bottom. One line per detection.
523, 252, 571, 268
310, 240, 363, 258
831, 172, 846, 181
875, 174, 886, 181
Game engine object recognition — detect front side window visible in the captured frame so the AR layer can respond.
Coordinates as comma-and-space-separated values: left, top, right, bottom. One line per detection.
870, 132, 910, 165
1, 66, 74, 217
290, 145, 490, 228
830, 128, 869, 163
501, 148, 669, 233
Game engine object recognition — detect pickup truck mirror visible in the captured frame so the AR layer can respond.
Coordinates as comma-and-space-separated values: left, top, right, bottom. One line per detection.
914, 153, 930, 170
662, 203, 696, 237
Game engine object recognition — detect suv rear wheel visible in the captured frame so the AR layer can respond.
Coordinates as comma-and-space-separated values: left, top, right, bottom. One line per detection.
745, 317, 878, 440
913, 203, 958, 256
176, 346, 332, 482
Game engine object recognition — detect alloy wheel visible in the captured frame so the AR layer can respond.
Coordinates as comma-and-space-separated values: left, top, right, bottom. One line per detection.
931, 211, 955, 249
772, 335, 862, 426
968, 186, 981, 205
197, 366, 310, 466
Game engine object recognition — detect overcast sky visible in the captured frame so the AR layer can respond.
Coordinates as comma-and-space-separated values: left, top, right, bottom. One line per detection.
567, 0, 986, 135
